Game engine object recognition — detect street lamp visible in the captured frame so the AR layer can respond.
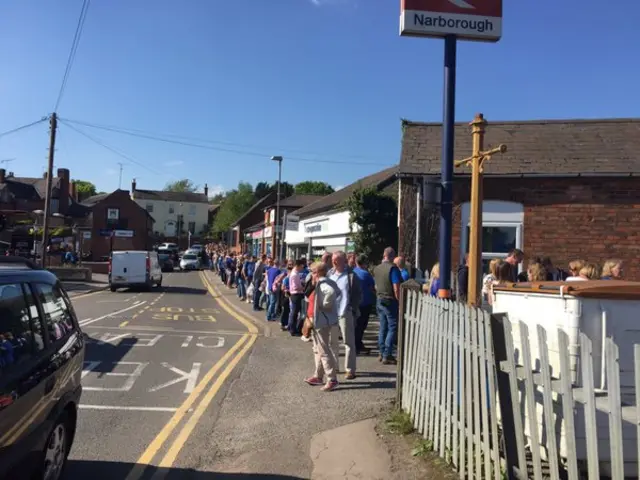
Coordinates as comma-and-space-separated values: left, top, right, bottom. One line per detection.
271, 156, 283, 260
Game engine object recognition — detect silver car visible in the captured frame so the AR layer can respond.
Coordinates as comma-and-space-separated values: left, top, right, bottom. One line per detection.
179, 253, 200, 271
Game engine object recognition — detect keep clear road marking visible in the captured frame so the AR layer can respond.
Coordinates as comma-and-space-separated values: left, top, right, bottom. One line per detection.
79, 301, 146, 327
124, 272, 258, 480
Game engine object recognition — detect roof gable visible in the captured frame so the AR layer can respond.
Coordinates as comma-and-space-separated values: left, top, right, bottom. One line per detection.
232, 192, 278, 227
400, 117, 640, 176
292, 166, 398, 218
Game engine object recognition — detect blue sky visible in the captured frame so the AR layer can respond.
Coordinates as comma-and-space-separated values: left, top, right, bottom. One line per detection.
0, 0, 638, 196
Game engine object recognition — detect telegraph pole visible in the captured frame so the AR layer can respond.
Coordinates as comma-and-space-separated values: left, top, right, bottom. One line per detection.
117, 162, 124, 189
41, 113, 57, 267
454, 114, 507, 305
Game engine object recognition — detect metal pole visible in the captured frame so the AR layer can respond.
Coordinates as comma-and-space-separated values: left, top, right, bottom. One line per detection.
275, 159, 282, 260
41, 113, 57, 267
280, 209, 287, 261
437, 35, 457, 298
415, 179, 421, 272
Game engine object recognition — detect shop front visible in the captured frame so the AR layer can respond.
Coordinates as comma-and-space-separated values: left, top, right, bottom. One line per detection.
251, 229, 263, 256
285, 210, 355, 261
263, 226, 273, 257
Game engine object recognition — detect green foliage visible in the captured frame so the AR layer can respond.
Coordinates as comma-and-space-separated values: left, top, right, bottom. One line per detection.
344, 186, 397, 262
164, 179, 198, 193
74, 180, 97, 201
412, 439, 433, 457
384, 409, 414, 436
211, 182, 255, 235
294, 181, 334, 196
254, 181, 294, 199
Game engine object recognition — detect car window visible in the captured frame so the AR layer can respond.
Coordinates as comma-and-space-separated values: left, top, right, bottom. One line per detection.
183, 254, 197, 260
34, 284, 75, 342
0, 283, 39, 375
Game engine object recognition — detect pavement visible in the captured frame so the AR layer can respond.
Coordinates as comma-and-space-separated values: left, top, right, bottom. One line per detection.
65, 268, 398, 479
63, 272, 109, 297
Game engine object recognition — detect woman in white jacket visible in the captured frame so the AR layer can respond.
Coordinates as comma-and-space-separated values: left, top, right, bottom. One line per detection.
304, 262, 341, 391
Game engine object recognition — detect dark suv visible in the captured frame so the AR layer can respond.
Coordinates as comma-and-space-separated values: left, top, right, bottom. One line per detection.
0, 257, 84, 480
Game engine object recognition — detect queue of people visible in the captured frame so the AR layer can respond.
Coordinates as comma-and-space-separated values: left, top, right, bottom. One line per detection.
205, 244, 406, 393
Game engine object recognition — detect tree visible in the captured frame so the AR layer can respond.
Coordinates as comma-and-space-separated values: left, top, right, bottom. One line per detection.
209, 192, 225, 204
164, 179, 198, 193
344, 187, 397, 263
212, 182, 255, 236
253, 181, 294, 200
294, 181, 334, 196
74, 180, 97, 201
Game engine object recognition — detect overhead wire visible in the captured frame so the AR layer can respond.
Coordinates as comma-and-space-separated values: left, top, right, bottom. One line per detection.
58, 119, 167, 177
0, 117, 49, 140
59, 117, 392, 166
54, 0, 91, 112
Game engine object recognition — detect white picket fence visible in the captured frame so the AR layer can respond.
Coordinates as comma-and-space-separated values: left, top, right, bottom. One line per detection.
399, 287, 640, 479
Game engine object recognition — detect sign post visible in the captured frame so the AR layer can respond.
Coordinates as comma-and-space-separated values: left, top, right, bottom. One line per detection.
400, 0, 503, 299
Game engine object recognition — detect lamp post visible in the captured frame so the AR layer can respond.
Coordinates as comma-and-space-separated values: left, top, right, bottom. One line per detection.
454, 113, 507, 306
271, 155, 283, 261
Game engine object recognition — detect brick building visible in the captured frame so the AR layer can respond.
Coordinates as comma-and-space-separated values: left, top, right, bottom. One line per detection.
74, 189, 154, 261
398, 117, 640, 280
0, 167, 76, 215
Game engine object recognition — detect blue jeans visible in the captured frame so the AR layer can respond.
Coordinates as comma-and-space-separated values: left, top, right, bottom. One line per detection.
266, 292, 278, 321
377, 298, 398, 359
237, 277, 246, 299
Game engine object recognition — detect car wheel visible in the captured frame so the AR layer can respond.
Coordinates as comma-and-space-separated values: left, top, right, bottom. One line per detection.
41, 412, 71, 480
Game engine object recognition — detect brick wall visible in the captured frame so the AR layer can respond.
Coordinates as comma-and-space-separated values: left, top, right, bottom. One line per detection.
400, 176, 640, 281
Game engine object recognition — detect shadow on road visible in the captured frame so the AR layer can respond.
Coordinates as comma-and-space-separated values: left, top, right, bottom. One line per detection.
65, 459, 306, 479
83, 334, 138, 376
161, 285, 208, 295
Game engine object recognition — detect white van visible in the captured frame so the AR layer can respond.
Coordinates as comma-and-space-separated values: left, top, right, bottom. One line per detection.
109, 250, 163, 292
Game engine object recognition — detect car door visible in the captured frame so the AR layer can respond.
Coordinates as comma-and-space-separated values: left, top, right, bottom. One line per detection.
0, 282, 50, 477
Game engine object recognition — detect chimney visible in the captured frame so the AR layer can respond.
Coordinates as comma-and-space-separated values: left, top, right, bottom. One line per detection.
132, 178, 137, 192
0, 169, 5, 184
56, 168, 70, 213
7, 172, 13, 178
204, 183, 208, 197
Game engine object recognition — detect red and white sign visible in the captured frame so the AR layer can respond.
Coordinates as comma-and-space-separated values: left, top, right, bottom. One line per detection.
400, 0, 502, 42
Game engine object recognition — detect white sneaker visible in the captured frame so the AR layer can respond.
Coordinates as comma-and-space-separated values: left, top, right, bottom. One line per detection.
301, 336, 312, 343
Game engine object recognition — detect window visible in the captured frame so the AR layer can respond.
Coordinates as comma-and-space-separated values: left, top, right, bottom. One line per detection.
169, 205, 175, 214
460, 201, 524, 275
146, 204, 154, 213
34, 284, 74, 342
188, 221, 196, 234
188, 205, 196, 216
0, 284, 40, 374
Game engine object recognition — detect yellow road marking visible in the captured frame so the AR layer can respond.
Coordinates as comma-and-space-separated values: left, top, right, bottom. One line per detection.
199, 271, 258, 334
156, 333, 257, 471
124, 334, 250, 480
119, 320, 129, 327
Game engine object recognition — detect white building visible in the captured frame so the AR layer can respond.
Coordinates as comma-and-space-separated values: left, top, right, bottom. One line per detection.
285, 166, 398, 260
130, 179, 210, 238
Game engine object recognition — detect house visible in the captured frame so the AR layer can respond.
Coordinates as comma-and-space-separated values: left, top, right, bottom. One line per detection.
256, 194, 325, 258
77, 189, 154, 261
285, 166, 398, 260
397, 117, 640, 280
130, 179, 209, 246
228, 192, 278, 254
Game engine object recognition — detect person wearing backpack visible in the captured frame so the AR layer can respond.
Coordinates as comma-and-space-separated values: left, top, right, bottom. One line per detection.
328, 250, 362, 380
304, 261, 341, 392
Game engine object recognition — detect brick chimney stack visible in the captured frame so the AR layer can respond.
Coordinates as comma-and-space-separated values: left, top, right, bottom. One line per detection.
204, 183, 208, 197
0, 169, 5, 184
132, 178, 137, 192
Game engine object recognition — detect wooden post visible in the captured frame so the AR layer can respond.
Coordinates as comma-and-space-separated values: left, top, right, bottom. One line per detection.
454, 114, 507, 306
467, 114, 486, 306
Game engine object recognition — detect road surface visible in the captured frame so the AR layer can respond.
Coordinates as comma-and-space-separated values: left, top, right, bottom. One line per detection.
65, 269, 259, 479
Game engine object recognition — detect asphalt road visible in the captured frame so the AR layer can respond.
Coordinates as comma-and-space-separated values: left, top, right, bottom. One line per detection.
64, 270, 259, 480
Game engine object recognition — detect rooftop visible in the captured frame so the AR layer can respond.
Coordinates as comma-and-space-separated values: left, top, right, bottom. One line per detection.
132, 189, 209, 203
399, 117, 640, 176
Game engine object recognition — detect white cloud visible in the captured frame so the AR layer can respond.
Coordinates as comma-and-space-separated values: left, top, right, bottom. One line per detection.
334, 184, 345, 191
207, 184, 225, 198
164, 160, 184, 167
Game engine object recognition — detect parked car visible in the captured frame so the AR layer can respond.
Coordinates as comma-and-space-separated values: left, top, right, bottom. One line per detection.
158, 242, 178, 253
0, 256, 84, 480
109, 250, 163, 291
179, 253, 201, 271
158, 253, 174, 272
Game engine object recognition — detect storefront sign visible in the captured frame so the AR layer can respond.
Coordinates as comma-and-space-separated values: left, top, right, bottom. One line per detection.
251, 230, 263, 239
346, 239, 356, 253
82, 231, 92, 239
286, 214, 299, 231
114, 230, 134, 238
264, 226, 273, 238
99, 229, 112, 237
304, 220, 327, 234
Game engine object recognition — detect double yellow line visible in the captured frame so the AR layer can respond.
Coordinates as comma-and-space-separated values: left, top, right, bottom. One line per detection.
125, 272, 258, 479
